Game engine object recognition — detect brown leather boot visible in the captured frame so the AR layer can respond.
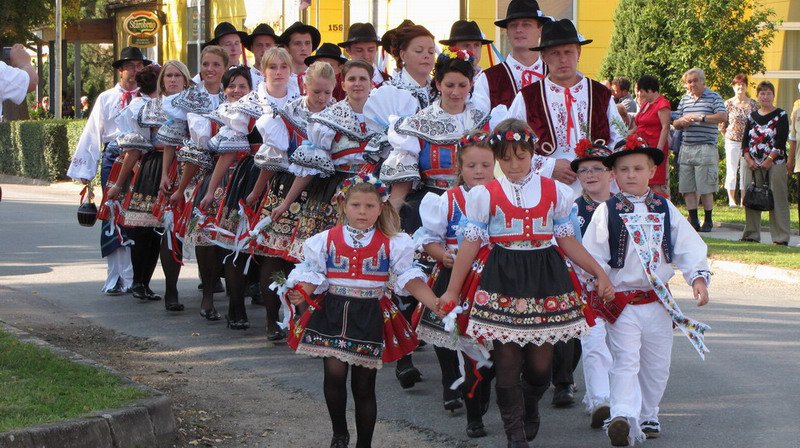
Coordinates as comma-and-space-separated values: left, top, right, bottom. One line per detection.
496, 385, 529, 448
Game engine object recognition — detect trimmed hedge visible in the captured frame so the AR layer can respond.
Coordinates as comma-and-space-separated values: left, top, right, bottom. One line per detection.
0, 119, 87, 181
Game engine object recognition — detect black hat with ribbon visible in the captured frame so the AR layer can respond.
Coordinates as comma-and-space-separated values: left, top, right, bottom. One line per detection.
203, 22, 249, 49
338, 22, 382, 47
439, 20, 493, 45
570, 139, 613, 172
279, 21, 322, 51
530, 18, 593, 51
304, 43, 349, 66
112, 46, 152, 69
494, 0, 551, 28
244, 23, 279, 50
604, 134, 664, 168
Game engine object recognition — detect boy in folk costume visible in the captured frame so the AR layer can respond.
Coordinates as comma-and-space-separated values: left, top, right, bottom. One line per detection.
508, 19, 626, 194
278, 21, 322, 96
582, 135, 711, 447
339, 22, 390, 88
438, 20, 493, 81
244, 23, 279, 90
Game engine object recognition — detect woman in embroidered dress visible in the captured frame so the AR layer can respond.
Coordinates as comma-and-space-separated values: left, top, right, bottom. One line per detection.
381, 22, 436, 110
285, 174, 441, 448
381, 46, 490, 389
166, 49, 232, 322
104, 63, 192, 311
440, 119, 614, 448
242, 60, 336, 340
413, 130, 496, 436
285, 60, 382, 258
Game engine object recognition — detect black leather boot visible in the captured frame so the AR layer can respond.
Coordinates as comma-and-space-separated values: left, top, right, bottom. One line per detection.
496, 385, 528, 447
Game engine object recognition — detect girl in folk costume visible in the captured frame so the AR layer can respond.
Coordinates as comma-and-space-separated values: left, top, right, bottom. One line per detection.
193, 66, 259, 329
412, 130, 496, 437
440, 119, 614, 448
381, 46, 490, 389
284, 174, 441, 448
243, 61, 336, 340
285, 60, 383, 260
167, 59, 237, 322
380, 22, 437, 110
102, 64, 187, 311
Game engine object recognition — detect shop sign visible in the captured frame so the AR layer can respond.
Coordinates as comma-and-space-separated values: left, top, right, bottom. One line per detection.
125, 11, 161, 48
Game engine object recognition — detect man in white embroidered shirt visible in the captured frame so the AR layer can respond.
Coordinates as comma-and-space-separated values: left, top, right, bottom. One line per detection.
508, 19, 625, 195
0, 44, 38, 121
67, 46, 150, 295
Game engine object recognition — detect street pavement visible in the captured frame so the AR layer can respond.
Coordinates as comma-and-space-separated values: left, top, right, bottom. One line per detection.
1, 182, 799, 447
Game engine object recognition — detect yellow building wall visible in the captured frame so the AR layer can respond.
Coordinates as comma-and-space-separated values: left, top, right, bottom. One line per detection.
161, 0, 187, 64
575, 0, 619, 81
752, 0, 797, 110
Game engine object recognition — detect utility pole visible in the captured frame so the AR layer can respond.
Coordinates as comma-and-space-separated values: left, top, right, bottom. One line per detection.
54, 0, 62, 119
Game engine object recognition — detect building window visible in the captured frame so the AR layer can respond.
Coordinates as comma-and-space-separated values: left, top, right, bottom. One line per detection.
186, 0, 207, 75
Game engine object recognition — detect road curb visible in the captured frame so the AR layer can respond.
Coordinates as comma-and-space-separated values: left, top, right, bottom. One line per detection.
708, 258, 800, 284
0, 174, 51, 186
0, 321, 177, 448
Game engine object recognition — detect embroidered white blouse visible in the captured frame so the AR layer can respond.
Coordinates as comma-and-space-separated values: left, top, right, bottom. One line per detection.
114, 97, 162, 153
582, 191, 712, 291
414, 186, 469, 250
286, 227, 428, 296
67, 84, 139, 181
463, 171, 576, 249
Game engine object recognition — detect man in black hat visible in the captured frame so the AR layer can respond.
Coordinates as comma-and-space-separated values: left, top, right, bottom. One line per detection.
192, 22, 249, 84
245, 23, 279, 89
473, 0, 551, 111
279, 21, 321, 95
339, 22, 389, 87
439, 20, 492, 80
305, 43, 349, 101
509, 18, 625, 194
67, 46, 151, 295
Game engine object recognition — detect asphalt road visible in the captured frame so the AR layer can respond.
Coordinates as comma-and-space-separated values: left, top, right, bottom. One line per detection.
1, 182, 799, 448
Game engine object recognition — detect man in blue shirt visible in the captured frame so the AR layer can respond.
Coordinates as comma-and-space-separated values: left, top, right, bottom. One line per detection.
673, 68, 727, 232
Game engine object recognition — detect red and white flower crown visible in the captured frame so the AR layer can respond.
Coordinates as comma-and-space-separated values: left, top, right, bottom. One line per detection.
331, 172, 390, 205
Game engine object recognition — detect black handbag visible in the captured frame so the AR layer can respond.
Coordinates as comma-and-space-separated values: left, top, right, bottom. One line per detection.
743, 169, 774, 212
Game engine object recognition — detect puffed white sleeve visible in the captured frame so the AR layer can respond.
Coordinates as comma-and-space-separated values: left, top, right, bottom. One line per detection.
254, 113, 291, 171
462, 185, 491, 242
412, 192, 448, 248
390, 233, 428, 296
553, 181, 577, 238
207, 104, 251, 154
471, 72, 490, 114
580, 202, 612, 286
667, 201, 712, 286
115, 100, 153, 153
288, 120, 336, 177
156, 91, 191, 146
380, 115, 423, 185
285, 230, 330, 294
176, 112, 214, 169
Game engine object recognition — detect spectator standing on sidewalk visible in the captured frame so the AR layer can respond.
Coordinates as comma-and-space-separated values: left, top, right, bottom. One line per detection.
740, 81, 790, 245
720, 74, 758, 207
672, 68, 727, 232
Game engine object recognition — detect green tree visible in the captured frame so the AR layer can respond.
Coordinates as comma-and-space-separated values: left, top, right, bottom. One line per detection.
600, 0, 778, 103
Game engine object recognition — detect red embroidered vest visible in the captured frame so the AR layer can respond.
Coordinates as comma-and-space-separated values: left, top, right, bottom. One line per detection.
521, 78, 612, 155
485, 177, 556, 243
445, 187, 467, 247
325, 225, 391, 282
483, 62, 518, 109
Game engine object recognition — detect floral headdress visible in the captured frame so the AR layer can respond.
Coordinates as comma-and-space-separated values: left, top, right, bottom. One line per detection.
438, 46, 475, 65
621, 134, 648, 151
489, 128, 537, 146
574, 138, 612, 159
331, 172, 390, 205
604, 133, 664, 167
457, 131, 490, 149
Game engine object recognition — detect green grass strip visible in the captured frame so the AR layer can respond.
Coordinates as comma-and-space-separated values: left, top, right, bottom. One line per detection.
0, 329, 148, 432
677, 205, 800, 228
704, 237, 800, 270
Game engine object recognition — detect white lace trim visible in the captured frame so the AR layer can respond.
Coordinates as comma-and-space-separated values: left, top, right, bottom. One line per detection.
288, 164, 325, 178
462, 224, 488, 242
295, 343, 381, 369
416, 322, 458, 350
554, 222, 576, 238
465, 320, 588, 347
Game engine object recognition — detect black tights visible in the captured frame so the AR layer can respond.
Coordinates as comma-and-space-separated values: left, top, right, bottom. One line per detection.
159, 236, 182, 303
257, 256, 293, 332
494, 341, 553, 392
128, 227, 161, 287
323, 357, 377, 448
433, 346, 460, 399
195, 245, 222, 311
223, 250, 248, 322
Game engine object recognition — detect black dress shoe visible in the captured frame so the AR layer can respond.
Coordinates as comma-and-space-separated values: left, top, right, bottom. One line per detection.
551, 384, 576, 407
443, 388, 464, 412
266, 328, 287, 341
200, 308, 221, 321
699, 220, 713, 232
105, 285, 126, 296
144, 286, 162, 301
329, 433, 349, 448
395, 366, 422, 389
131, 283, 148, 299
466, 421, 487, 438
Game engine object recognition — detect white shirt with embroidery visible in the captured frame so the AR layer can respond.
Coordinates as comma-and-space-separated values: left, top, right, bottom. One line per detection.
286, 227, 427, 296
67, 84, 137, 181
582, 191, 711, 291
0, 62, 30, 120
